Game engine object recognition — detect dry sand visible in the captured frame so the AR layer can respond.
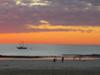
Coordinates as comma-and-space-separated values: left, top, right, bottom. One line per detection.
0, 58, 100, 75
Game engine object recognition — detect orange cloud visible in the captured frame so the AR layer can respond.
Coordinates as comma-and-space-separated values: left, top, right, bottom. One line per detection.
25, 20, 100, 32
40, 20, 49, 24
26, 24, 100, 32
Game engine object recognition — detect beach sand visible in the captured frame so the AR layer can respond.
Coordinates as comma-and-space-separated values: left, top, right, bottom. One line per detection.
0, 58, 100, 75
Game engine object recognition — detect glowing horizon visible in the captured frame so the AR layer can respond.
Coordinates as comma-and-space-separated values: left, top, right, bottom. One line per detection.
0, 31, 100, 45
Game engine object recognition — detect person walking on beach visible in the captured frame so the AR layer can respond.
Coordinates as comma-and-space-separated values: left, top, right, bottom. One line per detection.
53, 56, 57, 62
61, 56, 64, 63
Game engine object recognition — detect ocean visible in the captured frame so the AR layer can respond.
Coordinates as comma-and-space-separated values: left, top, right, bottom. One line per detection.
0, 44, 100, 56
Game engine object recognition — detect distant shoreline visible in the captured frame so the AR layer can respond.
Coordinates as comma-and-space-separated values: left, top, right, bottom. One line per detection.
0, 54, 100, 60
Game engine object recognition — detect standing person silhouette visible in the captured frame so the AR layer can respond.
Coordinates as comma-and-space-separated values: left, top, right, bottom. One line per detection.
61, 56, 64, 63
53, 56, 57, 62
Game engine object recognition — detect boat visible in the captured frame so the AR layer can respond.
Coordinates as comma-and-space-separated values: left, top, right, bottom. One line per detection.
16, 42, 28, 49
17, 46, 27, 49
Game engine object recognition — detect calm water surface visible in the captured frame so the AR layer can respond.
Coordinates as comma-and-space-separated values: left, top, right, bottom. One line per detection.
0, 44, 100, 56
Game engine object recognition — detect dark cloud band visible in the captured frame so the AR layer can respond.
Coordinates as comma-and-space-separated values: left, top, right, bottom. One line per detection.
0, 0, 100, 33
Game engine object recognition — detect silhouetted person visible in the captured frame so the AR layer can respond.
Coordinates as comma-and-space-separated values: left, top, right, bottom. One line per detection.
53, 56, 57, 62
61, 56, 64, 63
73, 56, 76, 61
79, 55, 81, 61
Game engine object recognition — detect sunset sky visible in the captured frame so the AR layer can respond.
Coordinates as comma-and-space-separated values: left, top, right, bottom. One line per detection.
0, 0, 100, 45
